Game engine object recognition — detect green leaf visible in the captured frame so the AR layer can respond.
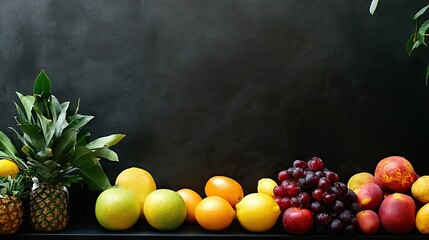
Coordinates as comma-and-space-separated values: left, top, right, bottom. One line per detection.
35, 148, 53, 162
369, 0, 379, 15
406, 33, 420, 56
18, 124, 45, 153
86, 134, 126, 150
16, 92, 35, 123
49, 95, 62, 123
52, 128, 77, 162
414, 4, 429, 20
14, 102, 28, 124
37, 114, 55, 146
80, 161, 112, 191
77, 130, 90, 146
73, 146, 97, 169
33, 69, 51, 99
0, 131, 19, 158
54, 101, 70, 141
93, 146, 119, 162
418, 20, 429, 46
66, 114, 94, 132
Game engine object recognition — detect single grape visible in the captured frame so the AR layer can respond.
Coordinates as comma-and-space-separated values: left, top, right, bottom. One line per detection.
316, 213, 331, 225
308, 157, 324, 171
346, 189, 357, 202
297, 177, 307, 189
305, 172, 320, 188
297, 192, 311, 208
273, 185, 286, 197
281, 197, 292, 211
351, 217, 358, 226
325, 171, 337, 183
338, 210, 352, 225
293, 160, 308, 169
329, 219, 343, 234
292, 167, 304, 179
329, 186, 342, 199
310, 201, 324, 213
336, 182, 348, 194
318, 177, 331, 191
332, 200, 345, 213
312, 188, 324, 201
290, 196, 300, 207
350, 202, 360, 214
285, 182, 300, 197
323, 193, 336, 205
278, 170, 289, 181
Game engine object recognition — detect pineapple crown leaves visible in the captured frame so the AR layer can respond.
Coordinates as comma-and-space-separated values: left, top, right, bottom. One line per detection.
10, 70, 125, 191
0, 173, 31, 199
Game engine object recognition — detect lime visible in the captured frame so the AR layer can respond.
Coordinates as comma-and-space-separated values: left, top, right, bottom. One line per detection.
143, 189, 187, 231
95, 187, 140, 231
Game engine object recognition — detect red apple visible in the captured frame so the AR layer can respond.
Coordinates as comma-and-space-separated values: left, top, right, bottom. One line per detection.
374, 156, 418, 193
355, 183, 383, 210
282, 207, 314, 235
378, 193, 415, 234
356, 210, 380, 234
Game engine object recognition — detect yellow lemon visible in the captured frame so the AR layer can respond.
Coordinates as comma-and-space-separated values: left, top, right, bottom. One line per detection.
257, 178, 278, 197
115, 167, 156, 216
95, 187, 140, 231
412, 176, 429, 203
143, 189, 187, 231
236, 193, 281, 232
0, 159, 19, 178
416, 202, 429, 234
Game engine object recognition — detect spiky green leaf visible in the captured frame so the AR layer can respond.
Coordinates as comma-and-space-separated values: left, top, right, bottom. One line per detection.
18, 124, 45, 153
14, 102, 28, 124
0, 131, 19, 158
78, 161, 111, 192
54, 101, 70, 141
33, 69, 51, 99
86, 134, 126, 150
16, 92, 35, 123
37, 114, 55, 145
414, 4, 429, 20
406, 33, 420, 56
52, 128, 77, 163
418, 20, 429, 46
66, 114, 94, 132
93, 146, 119, 162
73, 146, 97, 169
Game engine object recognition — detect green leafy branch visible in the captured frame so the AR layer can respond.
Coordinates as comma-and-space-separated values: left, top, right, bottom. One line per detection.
370, 1, 429, 83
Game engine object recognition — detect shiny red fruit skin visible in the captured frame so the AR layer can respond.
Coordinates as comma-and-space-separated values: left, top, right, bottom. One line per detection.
282, 207, 314, 235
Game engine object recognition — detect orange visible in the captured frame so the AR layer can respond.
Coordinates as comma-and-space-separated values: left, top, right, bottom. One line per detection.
177, 188, 203, 223
204, 176, 244, 208
115, 167, 156, 217
195, 196, 235, 231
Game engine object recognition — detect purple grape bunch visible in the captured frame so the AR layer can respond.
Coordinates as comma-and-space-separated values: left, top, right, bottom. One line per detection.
274, 157, 360, 235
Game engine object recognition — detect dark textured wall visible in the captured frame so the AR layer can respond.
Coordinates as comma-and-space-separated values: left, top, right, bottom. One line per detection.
0, 1, 428, 198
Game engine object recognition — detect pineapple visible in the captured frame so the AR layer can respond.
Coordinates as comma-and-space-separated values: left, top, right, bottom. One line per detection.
0, 173, 30, 234
11, 70, 125, 232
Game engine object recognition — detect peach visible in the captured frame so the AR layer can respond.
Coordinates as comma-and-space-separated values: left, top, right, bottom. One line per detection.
347, 172, 375, 191
354, 183, 383, 210
374, 156, 418, 193
378, 193, 416, 234
356, 210, 380, 235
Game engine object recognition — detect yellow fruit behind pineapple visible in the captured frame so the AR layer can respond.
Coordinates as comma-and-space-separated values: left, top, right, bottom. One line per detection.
0, 159, 19, 178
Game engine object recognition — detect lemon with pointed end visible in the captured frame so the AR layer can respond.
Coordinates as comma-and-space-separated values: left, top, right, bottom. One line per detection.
257, 178, 277, 197
236, 193, 280, 232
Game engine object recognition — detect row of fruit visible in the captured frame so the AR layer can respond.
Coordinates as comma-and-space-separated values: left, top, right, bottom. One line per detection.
91, 155, 429, 235
0, 70, 428, 235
